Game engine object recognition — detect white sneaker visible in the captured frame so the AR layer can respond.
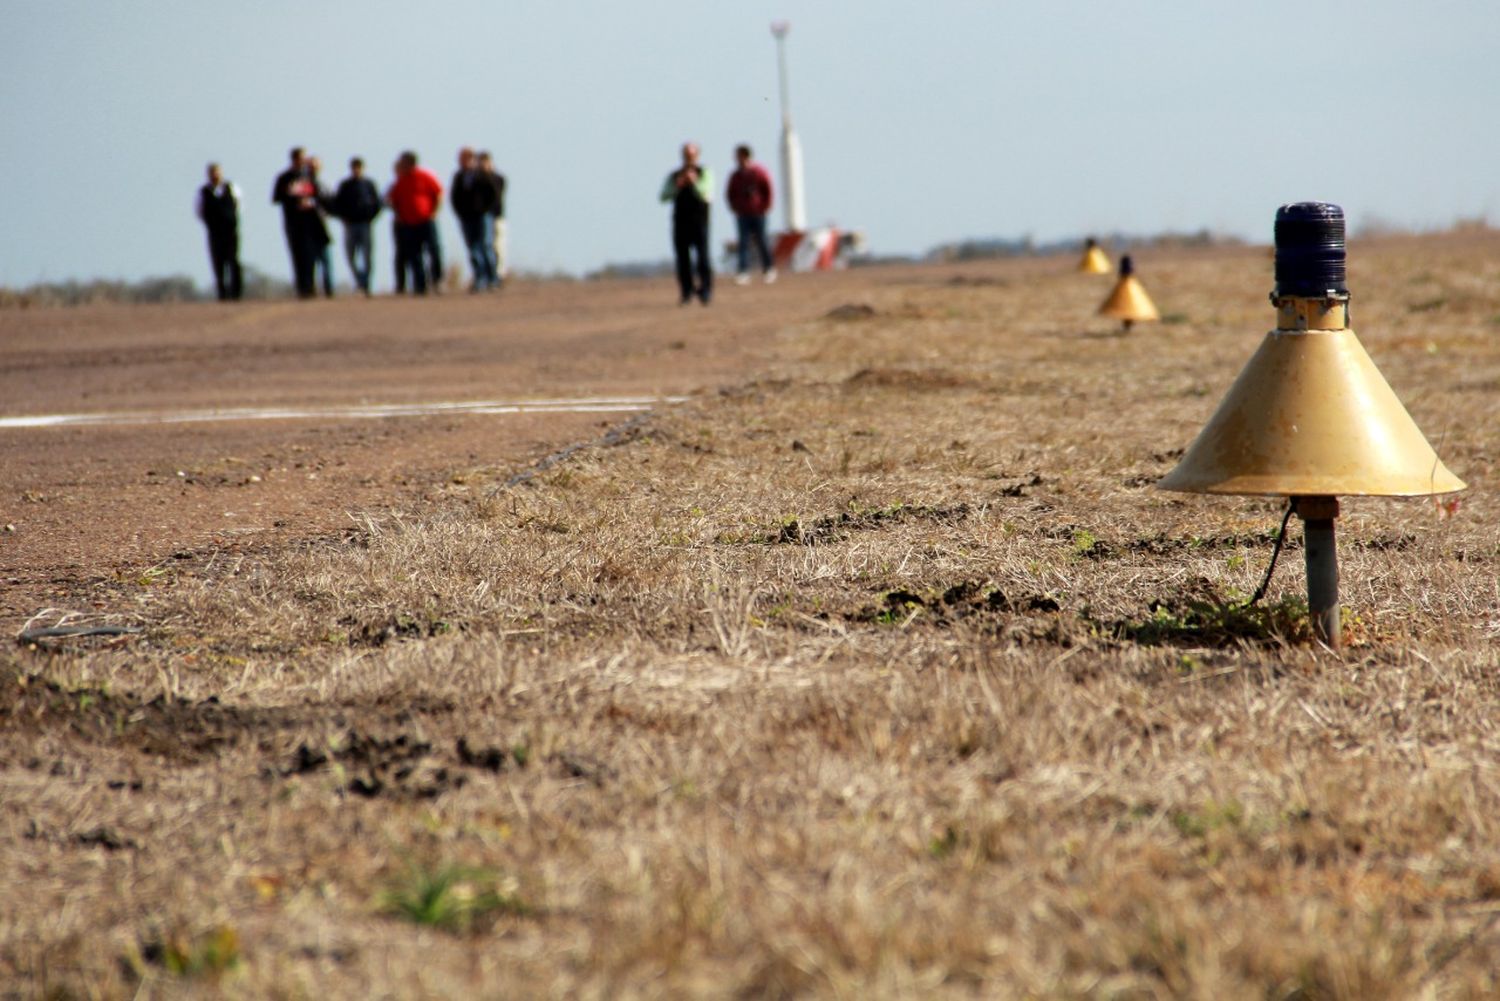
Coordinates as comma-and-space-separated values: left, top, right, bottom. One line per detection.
763, 268, 778, 284
734, 272, 750, 286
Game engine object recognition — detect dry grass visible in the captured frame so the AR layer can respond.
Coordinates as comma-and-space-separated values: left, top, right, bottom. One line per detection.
5, 233, 1500, 998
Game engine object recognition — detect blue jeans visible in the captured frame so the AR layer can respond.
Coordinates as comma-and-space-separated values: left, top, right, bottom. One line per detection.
424, 225, 443, 289
344, 221, 373, 292
461, 212, 499, 288
736, 214, 773, 273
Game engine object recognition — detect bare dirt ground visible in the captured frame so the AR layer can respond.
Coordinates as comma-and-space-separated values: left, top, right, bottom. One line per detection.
4, 234, 1500, 998
0, 274, 873, 626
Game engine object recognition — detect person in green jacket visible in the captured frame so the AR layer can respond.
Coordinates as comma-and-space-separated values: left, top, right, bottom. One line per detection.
660, 142, 714, 305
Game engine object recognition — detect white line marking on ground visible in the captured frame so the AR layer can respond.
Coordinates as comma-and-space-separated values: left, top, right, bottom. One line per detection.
0, 396, 691, 429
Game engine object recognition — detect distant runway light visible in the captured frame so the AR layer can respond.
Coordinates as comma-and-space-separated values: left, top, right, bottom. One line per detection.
1078, 237, 1112, 275
1097, 255, 1160, 332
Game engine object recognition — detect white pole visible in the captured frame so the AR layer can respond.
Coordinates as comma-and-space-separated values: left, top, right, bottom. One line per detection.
771, 21, 807, 233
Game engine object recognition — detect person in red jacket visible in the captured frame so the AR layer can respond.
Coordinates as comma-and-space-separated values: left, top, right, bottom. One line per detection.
386, 151, 444, 295
726, 144, 776, 285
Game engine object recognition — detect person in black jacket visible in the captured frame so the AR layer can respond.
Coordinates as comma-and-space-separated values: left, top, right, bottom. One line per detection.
478, 150, 507, 283
659, 142, 714, 305
450, 147, 501, 291
196, 163, 242, 301
271, 147, 322, 298
307, 156, 335, 297
330, 157, 383, 295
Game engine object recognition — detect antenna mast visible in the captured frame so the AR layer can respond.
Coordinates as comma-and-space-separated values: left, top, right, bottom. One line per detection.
771, 20, 807, 233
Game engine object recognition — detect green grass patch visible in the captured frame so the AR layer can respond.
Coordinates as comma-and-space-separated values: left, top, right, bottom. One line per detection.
379, 862, 530, 934
1116, 594, 1311, 646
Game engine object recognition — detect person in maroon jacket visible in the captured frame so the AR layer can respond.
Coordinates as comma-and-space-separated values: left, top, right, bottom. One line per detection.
726, 144, 776, 284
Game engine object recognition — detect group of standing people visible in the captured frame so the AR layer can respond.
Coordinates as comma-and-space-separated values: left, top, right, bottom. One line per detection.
271, 148, 372, 298
451, 148, 506, 291
198, 140, 777, 306
196, 146, 506, 300
660, 142, 776, 306
382, 147, 508, 295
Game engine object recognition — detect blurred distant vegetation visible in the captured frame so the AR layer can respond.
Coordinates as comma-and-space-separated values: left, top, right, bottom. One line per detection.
587, 260, 674, 280
923, 218, 1499, 264
1353, 214, 1492, 239
6, 219, 1491, 306
0, 267, 291, 308
588, 229, 1255, 276
922, 228, 1243, 264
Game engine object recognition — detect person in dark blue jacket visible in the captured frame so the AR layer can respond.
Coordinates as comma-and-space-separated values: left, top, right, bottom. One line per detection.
330, 157, 383, 295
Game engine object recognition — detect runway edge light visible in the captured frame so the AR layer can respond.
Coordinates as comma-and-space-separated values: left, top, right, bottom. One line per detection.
1098, 255, 1160, 332
1079, 238, 1112, 275
1156, 201, 1465, 649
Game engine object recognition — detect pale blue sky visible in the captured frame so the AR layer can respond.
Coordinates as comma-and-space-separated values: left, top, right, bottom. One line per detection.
2, 1, 1496, 288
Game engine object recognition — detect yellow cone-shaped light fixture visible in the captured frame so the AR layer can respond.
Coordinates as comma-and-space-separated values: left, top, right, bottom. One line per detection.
1098, 255, 1159, 328
1157, 202, 1466, 649
1078, 238, 1112, 274
1158, 214, 1463, 498
1156, 327, 1466, 496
